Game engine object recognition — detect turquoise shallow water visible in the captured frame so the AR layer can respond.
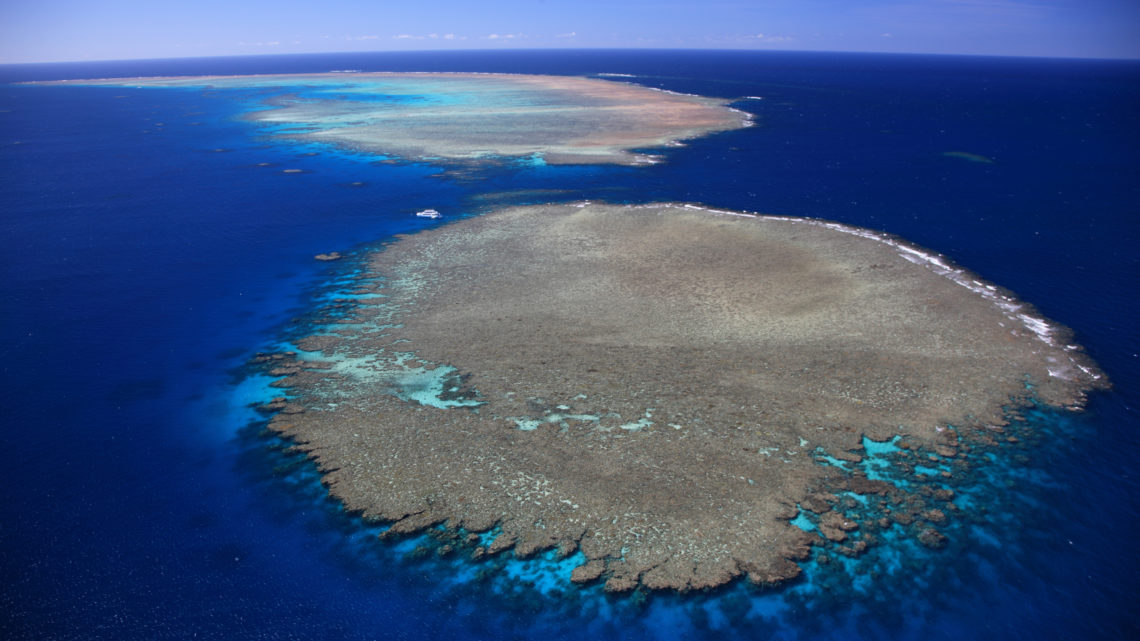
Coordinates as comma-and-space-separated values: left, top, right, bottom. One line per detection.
1, 50, 1137, 640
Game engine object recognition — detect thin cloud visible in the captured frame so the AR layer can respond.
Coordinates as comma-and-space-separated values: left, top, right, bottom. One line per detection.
752, 33, 796, 43
391, 33, 467, 41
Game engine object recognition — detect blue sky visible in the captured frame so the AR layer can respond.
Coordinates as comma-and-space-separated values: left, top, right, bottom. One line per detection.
2, 0, 1137, 63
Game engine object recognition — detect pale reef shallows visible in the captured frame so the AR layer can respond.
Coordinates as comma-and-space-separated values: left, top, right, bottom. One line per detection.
37, 72, 750, 166
260, 202, 1106, 593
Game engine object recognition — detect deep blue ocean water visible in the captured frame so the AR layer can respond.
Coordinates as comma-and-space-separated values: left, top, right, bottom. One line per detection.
2, 50, 1137, 640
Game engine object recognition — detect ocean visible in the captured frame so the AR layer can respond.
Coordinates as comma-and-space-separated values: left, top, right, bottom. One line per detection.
1, 50, 1137, 640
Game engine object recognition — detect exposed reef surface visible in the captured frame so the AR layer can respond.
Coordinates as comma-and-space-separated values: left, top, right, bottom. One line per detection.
261, 202, 1106, 593
41, 73, 749, 165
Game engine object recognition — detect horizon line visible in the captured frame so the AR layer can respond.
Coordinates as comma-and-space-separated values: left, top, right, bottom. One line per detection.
4, 46, 1140, 67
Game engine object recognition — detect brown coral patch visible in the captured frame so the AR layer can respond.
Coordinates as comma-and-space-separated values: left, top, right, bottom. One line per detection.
268, 203, 1106, 592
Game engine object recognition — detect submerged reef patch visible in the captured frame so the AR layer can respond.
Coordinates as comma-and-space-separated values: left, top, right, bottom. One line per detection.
40, 73, 749, 166
260, 202, 1105, 593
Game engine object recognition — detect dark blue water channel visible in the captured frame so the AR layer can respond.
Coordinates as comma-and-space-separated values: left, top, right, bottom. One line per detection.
1, 50, 1137, 640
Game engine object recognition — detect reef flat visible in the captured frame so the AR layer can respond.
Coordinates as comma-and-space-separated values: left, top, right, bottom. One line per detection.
43, 73, 748, 165
262, 202, 1106, 593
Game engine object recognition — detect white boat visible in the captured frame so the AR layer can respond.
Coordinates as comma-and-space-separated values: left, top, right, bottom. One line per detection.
415, 208, 442, 219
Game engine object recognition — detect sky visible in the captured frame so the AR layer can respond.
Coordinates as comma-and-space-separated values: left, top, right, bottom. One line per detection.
1, 0, 1138, 64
